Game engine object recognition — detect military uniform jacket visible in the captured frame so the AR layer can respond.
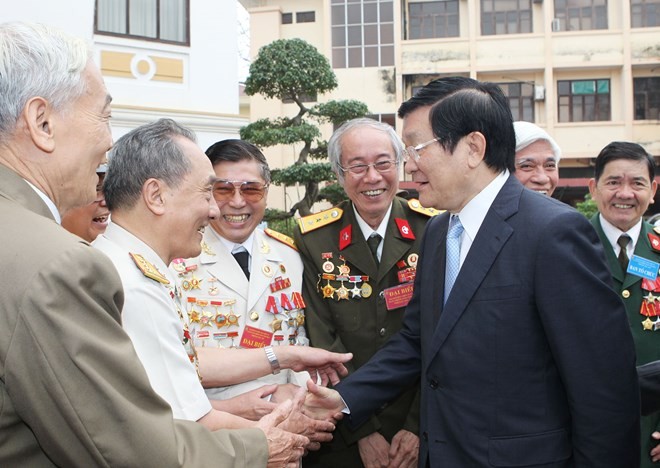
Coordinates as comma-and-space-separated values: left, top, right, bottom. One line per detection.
294, 197, 434, 447
174, 226, 310, 401
93, 222, 212, 422
0, 164, 267, 466
592, 214, 660, 468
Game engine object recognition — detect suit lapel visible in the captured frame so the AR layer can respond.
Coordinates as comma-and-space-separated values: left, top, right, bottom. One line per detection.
202, 233, 249, 300
378, 199, 416, 283
427, 176, 520, 364
246, 230, 282, 312
337, 205, 378, 279
0, 164, 56, 221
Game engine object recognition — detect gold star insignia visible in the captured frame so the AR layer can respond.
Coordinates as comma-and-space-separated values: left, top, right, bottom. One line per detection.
643, 318, 655, 330
644, 292, 657, 303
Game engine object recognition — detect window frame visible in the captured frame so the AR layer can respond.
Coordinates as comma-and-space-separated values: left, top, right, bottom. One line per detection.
499, 82, 535, 122
634, 77, 660, 120
553, 0, 608, 31
630, 0, 659, 27
481, 0, 532, 35
557, 78, 611, 122
407, 0, 460, 39
94, 0, 190, 46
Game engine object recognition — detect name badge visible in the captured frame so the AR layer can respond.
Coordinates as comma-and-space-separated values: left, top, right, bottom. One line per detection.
627, 255, 660, 281
383, 283, 415, 310
239, 325, 273, 349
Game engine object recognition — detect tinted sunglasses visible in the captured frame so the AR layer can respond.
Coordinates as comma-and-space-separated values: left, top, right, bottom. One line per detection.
213, 180, 269, 202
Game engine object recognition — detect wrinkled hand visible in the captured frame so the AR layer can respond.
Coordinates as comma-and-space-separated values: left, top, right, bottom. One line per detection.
283, 347, 353, 386
358, 432, 390, 468
276, 386, 335, 451
303, 379, 345, 423
257, 398, 309, 468
212, 384, 277, 421
387, 430, 419, 468
650, 431, 660, 462
271, 383, 299, 403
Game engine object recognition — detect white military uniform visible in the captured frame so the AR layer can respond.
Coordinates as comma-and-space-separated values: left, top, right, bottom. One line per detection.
173, 226, 309, 400
93, 222, 211, 421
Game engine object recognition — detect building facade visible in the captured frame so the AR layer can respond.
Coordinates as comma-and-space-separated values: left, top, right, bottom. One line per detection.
240, 0, 659, 206
7, 0, 248, 150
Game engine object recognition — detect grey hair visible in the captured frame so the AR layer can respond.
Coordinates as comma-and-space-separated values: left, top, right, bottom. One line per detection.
327, 117, 404, 184
104, 118, 197, 211
0, 22, 91, 141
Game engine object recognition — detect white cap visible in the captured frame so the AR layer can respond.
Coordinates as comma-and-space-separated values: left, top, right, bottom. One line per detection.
514, 121, 562, 163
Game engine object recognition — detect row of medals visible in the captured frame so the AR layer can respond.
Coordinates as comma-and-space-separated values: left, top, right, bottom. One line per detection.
641, 290, 660, 331
175, 262, 305, 346
316, 253, 418, 301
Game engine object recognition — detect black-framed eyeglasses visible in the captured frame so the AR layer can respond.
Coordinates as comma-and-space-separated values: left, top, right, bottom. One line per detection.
213, 180, 269, 202
403, 138, 440, 162
339, 159, 399, 176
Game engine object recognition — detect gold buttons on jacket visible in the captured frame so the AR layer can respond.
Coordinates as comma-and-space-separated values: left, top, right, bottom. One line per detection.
622, 290, 630, 299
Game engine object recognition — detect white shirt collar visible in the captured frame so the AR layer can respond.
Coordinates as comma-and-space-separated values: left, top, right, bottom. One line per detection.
210, 225, 256, 255
24, 179, 60, 224
353, 202, 392, 241
455, 170, 509, 255
599, 214, 641, 257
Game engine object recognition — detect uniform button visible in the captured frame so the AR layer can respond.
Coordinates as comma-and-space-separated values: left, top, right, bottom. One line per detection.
622, 290, 630, 299
379, 327, 386, 336
429, 379, 439, 389
379, 291, 385, 300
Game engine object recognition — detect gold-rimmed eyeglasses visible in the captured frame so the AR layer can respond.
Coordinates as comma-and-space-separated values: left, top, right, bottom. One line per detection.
339, 159, 399, 176
403, 138, 440, 162
213, 180, 269, 202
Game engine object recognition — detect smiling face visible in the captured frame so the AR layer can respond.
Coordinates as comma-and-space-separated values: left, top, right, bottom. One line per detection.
339, 126, 399, 228
165, 137, 219, 261
52, 62, 113, 212
589, 158, 657, 232
209, 159, 267, 244
514, 140, 559, 196
61, 172, 110, 242
402, 106, 473, 212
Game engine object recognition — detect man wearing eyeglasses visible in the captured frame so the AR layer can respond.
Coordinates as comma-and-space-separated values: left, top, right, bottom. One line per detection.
295, 118, 438, 468
174, 139, 325, 419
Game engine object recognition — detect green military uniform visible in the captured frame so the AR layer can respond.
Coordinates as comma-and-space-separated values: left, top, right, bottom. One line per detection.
295, 196, 437, 467
592, 214, 660, 467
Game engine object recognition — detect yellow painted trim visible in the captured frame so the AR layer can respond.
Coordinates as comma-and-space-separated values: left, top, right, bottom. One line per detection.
100, 51, 133, 79
152, 56, 184, 83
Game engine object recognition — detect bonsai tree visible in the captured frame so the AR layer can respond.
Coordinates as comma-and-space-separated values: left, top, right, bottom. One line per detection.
241, 38, 369, 218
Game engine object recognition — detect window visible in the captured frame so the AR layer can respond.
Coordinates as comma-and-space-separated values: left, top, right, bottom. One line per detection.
499, 82, 535, 121
481, 0, 532, 35
331, 0, 395, 68
296, 11, 316, 23
558, 79, 610, 122
631, 0, 659, 27
634, 77, 660, 120
408, 1, 459, 39
282, 12, 293, 24
95, 0, 189, 45
367, 113, 396, 127
553, 0, 607, 31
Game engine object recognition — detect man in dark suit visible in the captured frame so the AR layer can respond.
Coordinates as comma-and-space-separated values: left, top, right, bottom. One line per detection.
295, 118, 438, 467
305, 77, 640, 466
0, 21, 303, 467
589, 141, 660, 466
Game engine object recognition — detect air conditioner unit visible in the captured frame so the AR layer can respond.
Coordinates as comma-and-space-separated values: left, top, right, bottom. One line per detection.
551, 18, 562, 31
534, 85, 546, 101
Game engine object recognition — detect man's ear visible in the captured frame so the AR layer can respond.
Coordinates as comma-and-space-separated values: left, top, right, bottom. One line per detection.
143, 178, 167, 215
588, 178, 598, 199
651, 180, 658, 205
465, 131, 486, 169
23, 97, 55, 153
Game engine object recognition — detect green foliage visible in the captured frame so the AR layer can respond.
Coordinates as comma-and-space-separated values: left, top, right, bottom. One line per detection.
244, 39, 337, 101
575, 193, 598, 219
271, 163, 336, 186
318, 182, 348, 205
264, 209, 297, 238
240, 118, 320, 147
309, 100, 370, 126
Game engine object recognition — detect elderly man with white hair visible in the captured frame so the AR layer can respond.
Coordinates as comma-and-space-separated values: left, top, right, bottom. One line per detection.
513, 121, 562, 196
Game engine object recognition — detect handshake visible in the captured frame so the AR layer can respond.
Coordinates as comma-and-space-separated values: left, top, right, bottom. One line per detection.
250, 350, 349, 468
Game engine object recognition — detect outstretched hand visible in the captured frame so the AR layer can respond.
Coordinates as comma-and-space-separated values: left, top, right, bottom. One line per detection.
281, 347, 353, 386
276, 386, 336, 451
303, 379, 345, 423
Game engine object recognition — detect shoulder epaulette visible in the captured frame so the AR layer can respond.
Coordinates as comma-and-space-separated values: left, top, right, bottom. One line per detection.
265, 228, 298, 251
298, 207, 344, 234
408, 199, 442, 217
129, 252, 170, 285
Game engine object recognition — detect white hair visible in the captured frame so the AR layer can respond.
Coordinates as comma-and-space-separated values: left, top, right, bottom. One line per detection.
0, 22, 91, 140
514, 121, 562, 163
